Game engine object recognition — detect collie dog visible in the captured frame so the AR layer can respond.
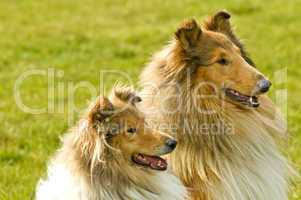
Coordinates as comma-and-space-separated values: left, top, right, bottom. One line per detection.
36, 86, 187, 200
140, 11, 293, 200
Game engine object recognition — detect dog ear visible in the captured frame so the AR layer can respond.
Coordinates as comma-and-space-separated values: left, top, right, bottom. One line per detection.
113, 86, 142, 106
88, 96, 114, 124
203, 10, 232, 36
204, 10, 255, 66
175, 19, 202, 51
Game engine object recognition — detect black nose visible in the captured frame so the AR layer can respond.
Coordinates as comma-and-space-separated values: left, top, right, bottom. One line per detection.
165, 139, 177, 150
258, 79, 271, 93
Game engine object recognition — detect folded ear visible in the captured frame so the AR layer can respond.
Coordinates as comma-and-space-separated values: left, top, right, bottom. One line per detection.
88, 96, 114, 124
204, 10, 255, 66
175, 19, 202, 51
203, 10, 232, 36
113, 86, 142, 106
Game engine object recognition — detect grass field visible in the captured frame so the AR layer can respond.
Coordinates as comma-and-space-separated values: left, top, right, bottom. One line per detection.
0, 0, 300, 199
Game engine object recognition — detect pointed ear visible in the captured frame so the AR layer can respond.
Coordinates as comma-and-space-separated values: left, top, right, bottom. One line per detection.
175, 19, 202, 51
204, 10, 255, 66
88, 96, 114, 124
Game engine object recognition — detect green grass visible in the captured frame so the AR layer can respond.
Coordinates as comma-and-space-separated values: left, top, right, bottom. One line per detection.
0, 0, 300, 199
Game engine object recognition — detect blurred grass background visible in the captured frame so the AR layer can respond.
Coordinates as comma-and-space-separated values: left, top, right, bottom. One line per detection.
0, 0, 300, 199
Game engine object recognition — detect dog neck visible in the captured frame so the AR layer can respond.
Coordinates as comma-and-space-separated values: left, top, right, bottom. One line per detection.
51, 120, 186, 200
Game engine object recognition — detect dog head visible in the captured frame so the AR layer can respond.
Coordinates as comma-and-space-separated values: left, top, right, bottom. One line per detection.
85, 86, 176, 171
174, 11, 271, 108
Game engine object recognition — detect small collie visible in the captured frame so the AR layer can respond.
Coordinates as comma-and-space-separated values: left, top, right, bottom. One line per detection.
36, 86, 187, 200
140, 11, 294, 200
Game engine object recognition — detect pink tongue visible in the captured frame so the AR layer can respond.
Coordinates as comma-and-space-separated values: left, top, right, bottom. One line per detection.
150, 161, 159, 169
137, 154, 167, 170
148, 156, 167, 170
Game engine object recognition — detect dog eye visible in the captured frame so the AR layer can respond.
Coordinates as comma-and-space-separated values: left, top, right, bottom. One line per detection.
217, 58, 229, 65
127, 128, 137, 134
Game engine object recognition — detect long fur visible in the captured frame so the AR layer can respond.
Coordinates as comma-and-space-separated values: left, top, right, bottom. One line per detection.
139, 14, 294, 200
36, 89, 187, 200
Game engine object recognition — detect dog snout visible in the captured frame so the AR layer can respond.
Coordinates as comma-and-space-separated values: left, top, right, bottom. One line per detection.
165, 139, 177, 150
257, 78, 271, 93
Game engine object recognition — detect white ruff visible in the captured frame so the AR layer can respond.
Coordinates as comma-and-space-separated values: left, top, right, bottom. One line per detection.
36, 163, 187, 200
138, 98, 293, 200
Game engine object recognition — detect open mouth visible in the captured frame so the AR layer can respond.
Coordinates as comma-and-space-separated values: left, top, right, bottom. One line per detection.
132, 153, 167, 171
225, 88, 259, 107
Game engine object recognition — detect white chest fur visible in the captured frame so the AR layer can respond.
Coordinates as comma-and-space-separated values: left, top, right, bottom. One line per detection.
36, 164, 187, 200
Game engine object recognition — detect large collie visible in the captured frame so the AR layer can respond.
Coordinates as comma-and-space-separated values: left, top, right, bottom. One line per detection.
140, 11, 293, 200
36, 86, 187, 200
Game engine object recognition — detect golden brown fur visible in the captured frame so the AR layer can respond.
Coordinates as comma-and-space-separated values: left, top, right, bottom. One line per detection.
36, 86, 187, 200
139, 11, 293, 200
